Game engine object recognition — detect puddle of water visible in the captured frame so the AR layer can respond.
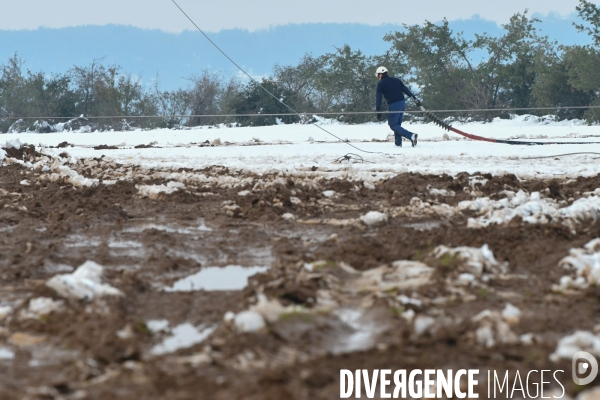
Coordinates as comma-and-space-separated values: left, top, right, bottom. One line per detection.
150, 323, 215, 355
234, 247, 274, 266
107, 239, 145, 258
109, 248, 147, 258
108, 240, 142, 248
123, 218, 212, 234
402, 221, 442, 231
0, 347, 14, 360
64, 235, 102, 248
165, 265, 269, 292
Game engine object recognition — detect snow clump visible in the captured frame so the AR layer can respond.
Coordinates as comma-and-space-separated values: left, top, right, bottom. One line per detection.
4, 138, 22, 150
19, 297, 65, 319
46, 260, 123, 301
227, 294, 286, 333
471, 307, 521, 348
432, 244, 508, 278
360, 211, 388, 227
461, 189, 600, 229
350, 261, 433, 293
553, 238, 600, 292
136, 181, 185, 199
550, 330, 600, 362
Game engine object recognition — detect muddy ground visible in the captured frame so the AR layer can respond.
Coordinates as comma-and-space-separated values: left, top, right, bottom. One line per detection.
0, 146, 600, 399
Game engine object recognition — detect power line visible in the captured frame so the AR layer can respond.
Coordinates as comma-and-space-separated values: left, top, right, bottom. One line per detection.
522, 152, 600, 159
168, 0, 395, 157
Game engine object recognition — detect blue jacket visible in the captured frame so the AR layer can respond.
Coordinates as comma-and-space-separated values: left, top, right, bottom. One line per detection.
376, 75, 415, 111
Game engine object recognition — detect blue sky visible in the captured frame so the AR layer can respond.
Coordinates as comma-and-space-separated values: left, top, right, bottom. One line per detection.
1, 0, 586, 32
0, 3, 595, 90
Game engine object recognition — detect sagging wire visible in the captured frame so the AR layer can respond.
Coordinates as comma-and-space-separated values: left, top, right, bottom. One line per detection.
333, 153, 376, 164
169, 0, 395, 159
522, 152, 600, 160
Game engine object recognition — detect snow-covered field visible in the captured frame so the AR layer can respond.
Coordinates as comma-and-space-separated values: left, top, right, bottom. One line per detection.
2, 114, 600, 399
3, 115, 599, 179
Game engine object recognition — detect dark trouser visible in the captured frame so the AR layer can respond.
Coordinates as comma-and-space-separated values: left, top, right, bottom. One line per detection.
388, 100, 414, 146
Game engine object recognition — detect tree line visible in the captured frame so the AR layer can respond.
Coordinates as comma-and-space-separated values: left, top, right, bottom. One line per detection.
1, 0, 599, 133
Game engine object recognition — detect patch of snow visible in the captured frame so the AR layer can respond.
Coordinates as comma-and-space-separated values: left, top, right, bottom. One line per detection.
4, 138, 22, 150
414, 315, 436, 337
282, 212, 295, 221
234, 311, 266, 333
553, 238, 600, 292
432, 244, 508, 277
45, 260, 123, 301
350, 261, 434, 293
20, 297, 65, 319
360, 211, 388, 227
428, 187, 455, 197
146, 319, 170, 333
550, 331, 600, 362
136, 181, 185, 198
501, 303, 522, 325
150, 323, 215, 355
461, 190, 600, 229
331, 308, 382, 354
0, 347, 15, 360
472, 309, 519, 348
0, 306, 12, 321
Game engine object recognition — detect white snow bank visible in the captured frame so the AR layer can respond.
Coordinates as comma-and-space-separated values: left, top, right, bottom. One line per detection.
46, 260, 123, 301
462, 190, 600, 229
553, 238, 600, 291
41, 164, 98, 188
460, 190, 559, 227
136, 182, 185, 199
4, 138, 21, 150
550, 330, 600, 362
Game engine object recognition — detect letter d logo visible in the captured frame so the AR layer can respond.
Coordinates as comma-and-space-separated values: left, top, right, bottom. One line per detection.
572, 351, 599, 385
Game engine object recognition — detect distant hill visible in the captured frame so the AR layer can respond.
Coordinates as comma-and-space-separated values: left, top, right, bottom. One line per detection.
0, 13, 590, 91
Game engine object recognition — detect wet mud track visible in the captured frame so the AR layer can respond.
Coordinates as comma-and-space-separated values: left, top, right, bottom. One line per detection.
1, 146, 600, 399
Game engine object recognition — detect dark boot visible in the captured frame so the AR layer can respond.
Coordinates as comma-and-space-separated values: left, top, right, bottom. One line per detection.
410, 133, 418, 147
394, 132, 402, 147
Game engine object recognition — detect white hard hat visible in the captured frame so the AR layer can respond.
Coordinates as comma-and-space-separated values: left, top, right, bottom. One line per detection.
375, 66, 388, 76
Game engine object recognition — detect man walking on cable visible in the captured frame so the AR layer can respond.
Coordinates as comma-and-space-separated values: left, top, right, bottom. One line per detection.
375, 66, 420, 147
